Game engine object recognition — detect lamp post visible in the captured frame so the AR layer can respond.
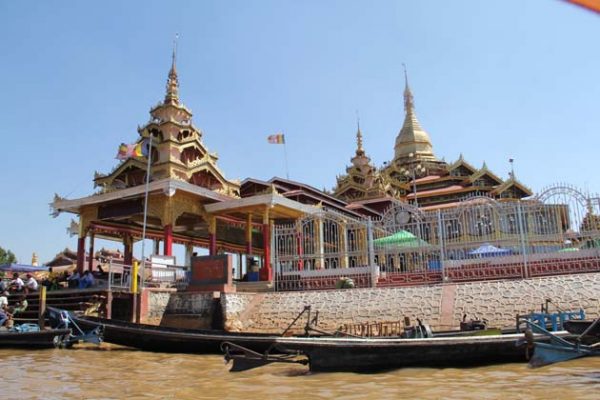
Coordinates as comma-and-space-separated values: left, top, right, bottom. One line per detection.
401, 152, 426, 208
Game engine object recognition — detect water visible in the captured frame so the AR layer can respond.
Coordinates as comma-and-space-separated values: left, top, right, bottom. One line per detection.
2, 345, 599, 400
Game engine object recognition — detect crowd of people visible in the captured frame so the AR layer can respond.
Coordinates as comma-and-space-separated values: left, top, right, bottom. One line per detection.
40, 270, 96, 290
0, 272, 36, 329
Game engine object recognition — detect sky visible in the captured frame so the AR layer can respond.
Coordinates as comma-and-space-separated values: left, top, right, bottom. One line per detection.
1, 0, 599, 264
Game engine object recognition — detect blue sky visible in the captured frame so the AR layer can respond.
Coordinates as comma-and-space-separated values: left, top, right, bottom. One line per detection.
1, 1, 599, 263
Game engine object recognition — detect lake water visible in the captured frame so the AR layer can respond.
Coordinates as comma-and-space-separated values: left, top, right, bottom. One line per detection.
2, 345, 599, 399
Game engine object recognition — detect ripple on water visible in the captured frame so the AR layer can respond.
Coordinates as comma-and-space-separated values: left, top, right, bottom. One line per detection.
1, 346, 599, 400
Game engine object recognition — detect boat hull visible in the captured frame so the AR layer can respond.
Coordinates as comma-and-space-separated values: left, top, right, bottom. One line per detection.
72, 315, 277, 354
0, 329, 71, 349
563, 320, 600, 337
275, 333, 558, 372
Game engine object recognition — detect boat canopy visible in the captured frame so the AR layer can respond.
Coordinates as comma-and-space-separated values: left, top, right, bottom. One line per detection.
0, 263, 49, 273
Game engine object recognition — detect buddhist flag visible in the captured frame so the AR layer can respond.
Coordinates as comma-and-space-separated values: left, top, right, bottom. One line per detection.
267, 133, 285, 144
565, 0, 600, 13
116, 139, 150, 160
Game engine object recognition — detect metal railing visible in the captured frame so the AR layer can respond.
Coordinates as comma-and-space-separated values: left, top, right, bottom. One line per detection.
106, 260, 190, 291
272, 188, 600, 291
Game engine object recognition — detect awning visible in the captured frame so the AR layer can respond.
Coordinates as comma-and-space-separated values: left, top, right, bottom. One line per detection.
0, 264, 50, 273
468, 243, 512, 257
373, 230, 430, 247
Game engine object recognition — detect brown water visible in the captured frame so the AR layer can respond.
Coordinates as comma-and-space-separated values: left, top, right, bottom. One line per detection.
2, 345, 599, 400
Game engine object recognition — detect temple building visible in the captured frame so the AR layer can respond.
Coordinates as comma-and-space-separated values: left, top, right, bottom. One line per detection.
51, 49, 323, 281
333, 71, 533, 211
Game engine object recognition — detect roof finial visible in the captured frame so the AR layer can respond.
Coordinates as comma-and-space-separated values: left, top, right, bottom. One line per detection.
355, 110, 364, 154
402, 63, 414, 112
164, 33, 180, 105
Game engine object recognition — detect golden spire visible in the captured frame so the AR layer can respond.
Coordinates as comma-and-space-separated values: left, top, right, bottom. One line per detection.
164, 34, 180, 105
356, 114, 364, 156
393, 64, 436, 164
403, 63, 414, 113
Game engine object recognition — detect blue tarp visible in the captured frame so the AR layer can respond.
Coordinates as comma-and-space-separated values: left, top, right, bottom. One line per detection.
468, 244, 512, 257
0, 263, 49, 273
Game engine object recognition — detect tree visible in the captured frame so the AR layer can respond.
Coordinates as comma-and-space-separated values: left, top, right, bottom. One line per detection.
0, 246, 17, 265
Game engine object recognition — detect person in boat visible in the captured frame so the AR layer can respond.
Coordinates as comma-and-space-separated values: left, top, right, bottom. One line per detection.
0, 308, 9, 328
0, 299, 12, 328
0, 291, 8, 311
78, 271, 94, 289
10, 295, 28, 316
9, 273, 24, 293
24, 273, 38, 293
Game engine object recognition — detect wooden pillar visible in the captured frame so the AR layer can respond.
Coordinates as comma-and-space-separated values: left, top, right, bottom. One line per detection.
123, 235, 133, 266
153, 239, 160, 255
208, 216, 217, 256
163, 224, 173, 256
76, 237, 85, 274
37, 286, 47, 328
88, 233, 95, 272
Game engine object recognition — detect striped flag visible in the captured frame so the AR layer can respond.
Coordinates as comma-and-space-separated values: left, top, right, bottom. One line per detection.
565, 0, 600, 13
116, 139, 150, 160
267, 133, 285, 144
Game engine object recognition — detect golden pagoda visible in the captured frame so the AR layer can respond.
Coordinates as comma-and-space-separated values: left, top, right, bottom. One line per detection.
333, 69, 533, 211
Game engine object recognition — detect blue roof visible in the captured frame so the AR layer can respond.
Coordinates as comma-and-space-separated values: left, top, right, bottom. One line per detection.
0, 263, 49, 273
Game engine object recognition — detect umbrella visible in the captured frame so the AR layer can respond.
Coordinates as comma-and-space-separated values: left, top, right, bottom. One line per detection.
0, 263, 50, 273
373, 230, 430, 247
468, 243, 511, 257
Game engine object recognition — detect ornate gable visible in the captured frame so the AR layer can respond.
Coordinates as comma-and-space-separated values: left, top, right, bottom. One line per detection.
468, 163, 504, 187
447, 154, 478, 177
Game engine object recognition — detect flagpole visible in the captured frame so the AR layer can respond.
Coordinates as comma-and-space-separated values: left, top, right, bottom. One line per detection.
283, 136, 290, 180
139, 135, 153, 292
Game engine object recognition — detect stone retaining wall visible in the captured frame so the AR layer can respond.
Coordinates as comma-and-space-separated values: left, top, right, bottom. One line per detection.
144, 289, 217, 329
221, 273, 600, 333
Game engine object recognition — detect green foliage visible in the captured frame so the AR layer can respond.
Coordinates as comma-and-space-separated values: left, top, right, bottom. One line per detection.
0, 246, 17, 265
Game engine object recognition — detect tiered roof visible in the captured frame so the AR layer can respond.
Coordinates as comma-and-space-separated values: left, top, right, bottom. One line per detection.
93, 47, 239, 198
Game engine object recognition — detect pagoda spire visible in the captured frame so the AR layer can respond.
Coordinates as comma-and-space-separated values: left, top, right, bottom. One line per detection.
164, 34, 180, 105
356, 114, 364, 156
392, 64, 437, 165
403, 63, 414, 113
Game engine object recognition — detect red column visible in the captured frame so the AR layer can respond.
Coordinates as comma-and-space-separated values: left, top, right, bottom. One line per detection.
76, 237, 85, 275
245, 215, 253, 255
260, 223, 272, 281
209, 233, 217, 256
164, 224, 173, 256
88, 233, 95, 272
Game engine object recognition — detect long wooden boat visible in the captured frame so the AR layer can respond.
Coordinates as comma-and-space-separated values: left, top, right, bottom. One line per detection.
0, 328, 71, 349
224, 331, 573, 373
563, 320, 600, 338
65, 313, 278, 354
